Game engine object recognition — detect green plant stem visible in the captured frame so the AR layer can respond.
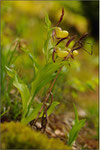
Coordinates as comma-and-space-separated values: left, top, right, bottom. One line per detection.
8, 40, 19, 67
33, 51, 72, 125
33, 66, 62, 125
45, 49, 73, 102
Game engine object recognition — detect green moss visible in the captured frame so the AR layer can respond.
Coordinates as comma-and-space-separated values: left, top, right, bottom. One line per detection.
1, 122, 70, 149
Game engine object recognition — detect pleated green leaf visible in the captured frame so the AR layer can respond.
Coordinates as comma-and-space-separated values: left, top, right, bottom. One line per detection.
21, 103, 42, 124
68, 104, 86, 146
68, 119, 86, 146
6, 66, 30, 117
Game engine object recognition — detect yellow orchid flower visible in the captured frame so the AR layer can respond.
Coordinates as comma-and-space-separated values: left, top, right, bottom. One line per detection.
55, 27, 69, 38
73, 50, 79, 56
56, 48, 69, 58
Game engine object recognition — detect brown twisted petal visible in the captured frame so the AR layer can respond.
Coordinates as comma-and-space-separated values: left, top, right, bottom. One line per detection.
79, 32, 88, 41
72, 33, 88, 48
72, 38, 93, 55
56, 8, 64, 26
56, 37, 68, 46
72, 43, 83, 51
66, 35, 76, 47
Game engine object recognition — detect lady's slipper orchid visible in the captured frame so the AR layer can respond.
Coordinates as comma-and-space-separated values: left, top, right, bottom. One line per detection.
56, 48, 69, 58
55, 27, 69, 39
73, 50, 79, 56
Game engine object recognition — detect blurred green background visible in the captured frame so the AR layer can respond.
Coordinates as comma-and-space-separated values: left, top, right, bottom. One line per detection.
1, 1, 99, 137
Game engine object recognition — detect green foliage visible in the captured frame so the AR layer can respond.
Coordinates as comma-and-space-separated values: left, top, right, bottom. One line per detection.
43, 30, 52, 63
21, 101, 60, 124
5, 10, 70, 122
68, 104, 86, 146
1, 3, 98, 148
73, 103, 79, 124
6, 65, 60, 124
1, 40, 19, 95
4, 13, 63, 124
1, 3, 99, 149
1, 40, 21, 117
45, 13, 51, 29
60, 1, 83, 14
6, 66, 30, 118
47, 101, 60, 116
21, 103, 42, 124
31, 61, 63, 99
1, 122, 70, 149
4, 11, 87, 129
85, 79, 97, 91
8, 40, 19, 66
0, 108, 9, 118
68, 119, 86, 146
44, 13, 54, 63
